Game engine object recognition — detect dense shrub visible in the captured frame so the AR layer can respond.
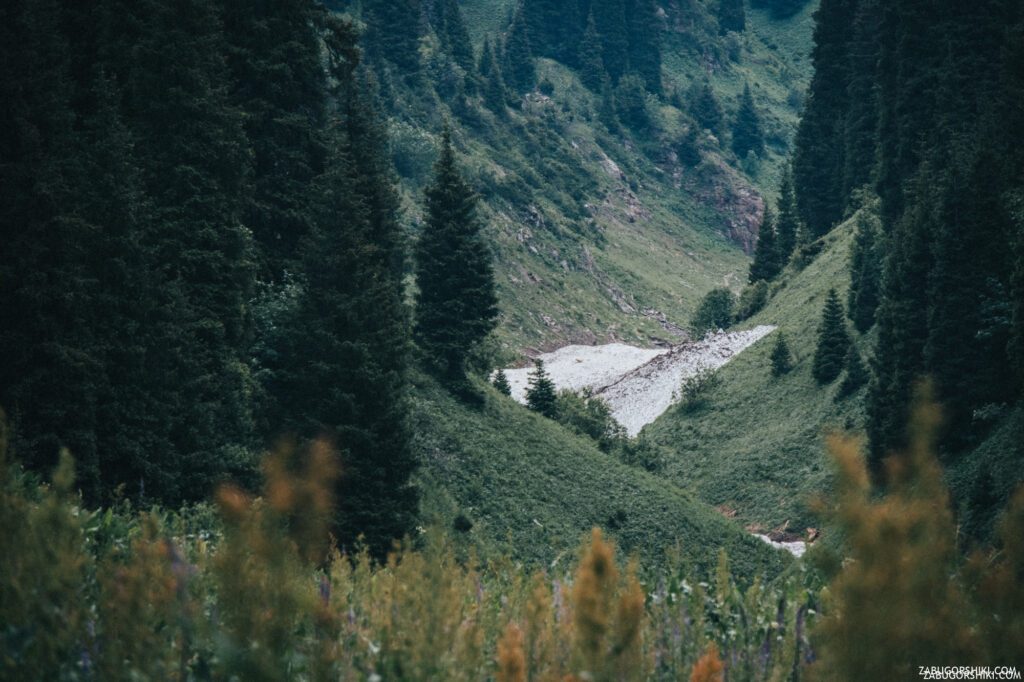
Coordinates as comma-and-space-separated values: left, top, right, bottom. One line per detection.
676, 365, 723, 412
690, 288, 736, 338
555, 388, 626, 451
735, 281, 770, 322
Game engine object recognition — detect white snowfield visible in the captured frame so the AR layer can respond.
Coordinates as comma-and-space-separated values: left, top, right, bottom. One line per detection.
755, 534, 808, 558
503, 326, 776, 436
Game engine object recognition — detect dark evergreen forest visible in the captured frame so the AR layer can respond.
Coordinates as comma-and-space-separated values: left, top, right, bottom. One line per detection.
3, 0, 1024, 679
0, 0, 433, 556
788, 0, 1024, 535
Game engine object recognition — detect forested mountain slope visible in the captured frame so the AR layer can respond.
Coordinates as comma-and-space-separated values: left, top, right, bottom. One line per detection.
351, 0, 819, 352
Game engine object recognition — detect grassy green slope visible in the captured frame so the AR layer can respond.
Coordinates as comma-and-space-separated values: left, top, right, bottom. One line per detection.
645, 218, 869, 533
382, 1, 818, 355
410, 373, 789, 581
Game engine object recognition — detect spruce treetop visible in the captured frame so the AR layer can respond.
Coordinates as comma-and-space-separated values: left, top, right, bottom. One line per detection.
526, 359, 558, 418
812, 288, 851, 385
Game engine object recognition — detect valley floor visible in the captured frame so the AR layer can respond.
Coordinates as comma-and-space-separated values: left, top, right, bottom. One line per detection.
501, 326, 776, 435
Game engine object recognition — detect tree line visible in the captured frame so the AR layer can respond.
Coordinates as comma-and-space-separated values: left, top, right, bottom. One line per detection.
785, 0, 1024, 530
0, 0, 497, 558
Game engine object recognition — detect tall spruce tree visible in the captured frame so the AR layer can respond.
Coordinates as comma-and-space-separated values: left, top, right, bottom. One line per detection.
120, 0, 258, 500
615, 74, 651, 131
836, 346, 868, 399
526, 359, 558, 418
749, 209, 781, 283
867, 170, 936, 468
1010, 197, 1024, 389
792, 0, 857, 237
72, 73, 158, 501
841, 0, 880, 201
923, 145, 1017, 451
775, 169, 800, 262
440, 0, 474, 72
362, 0, 423, 73
717, 0, 746, 34
520, 0, 583, 65
627, 0, 663, 93
770, 332, 794, 377
874, 0, 943, 226
480, 39, 507, 114
690, 81, 725, 139
0, 0, 105, 497
414, 129, 498, 379
267, 28, 416, 558
847, 200, 882, 332
592, 0, 630, 83
578, 10, 606, 92
505, 9, 536, 93
222, 0, 327, 281
750, 0, 812, 19
732, 83, 765, 158
812, 288, 851, 385
599, 75, 621, 133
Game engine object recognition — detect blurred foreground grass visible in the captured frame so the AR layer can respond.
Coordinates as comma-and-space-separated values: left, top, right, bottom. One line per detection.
1, 395, 1021, 680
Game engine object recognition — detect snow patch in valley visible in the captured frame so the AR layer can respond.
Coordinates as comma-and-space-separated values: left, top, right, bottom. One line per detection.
503, 326, 776, 436
754, 534, 808, 558
504, 343, 668, 404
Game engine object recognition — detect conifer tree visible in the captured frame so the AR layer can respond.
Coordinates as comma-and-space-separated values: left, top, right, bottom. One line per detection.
750, 0, 812, 19
526, 359, 558, 418
615, 74, 650, 131
599, 76, 621, 133
627, 0, 663, 93
841, 0, 881, 201
222, 0, 326, 281
1011, 193, 1024, 388
493, 369, 513, 396
362, 0, 423, 73
441, 0, 474, 72
770, 332, 794, 377
505, 9, 536, 93
122, 0, 259, 499
922, 147, 1017, 451
775, 169, 800, 262
520, 0, 583, 64
690, 288, 736, 338
748, 209, 781, 283
268, 44, 416, 558
578, 11, 606, 92
676, 125, 703, 167
847, 203, 882, 332
792, 0, 857, 237
812, 289, 851, 385
414, 129, 498, 380
867, 172, 935, 471
690, 81, 725, 139
836, 346, 868, 399
732, 83, 765, 159
480, 41, 507, 114
478, 36, 495, 78
0, 0, 104, 497
592, 0, 630, 83
717, 0, 746, 34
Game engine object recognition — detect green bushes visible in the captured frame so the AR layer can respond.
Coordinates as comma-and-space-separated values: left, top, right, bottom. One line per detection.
676, 366, 724, 413
5, 399, 1024, 680
0, 429, 810, 680
690, 288, 736, 338
554, 388, 625, 451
